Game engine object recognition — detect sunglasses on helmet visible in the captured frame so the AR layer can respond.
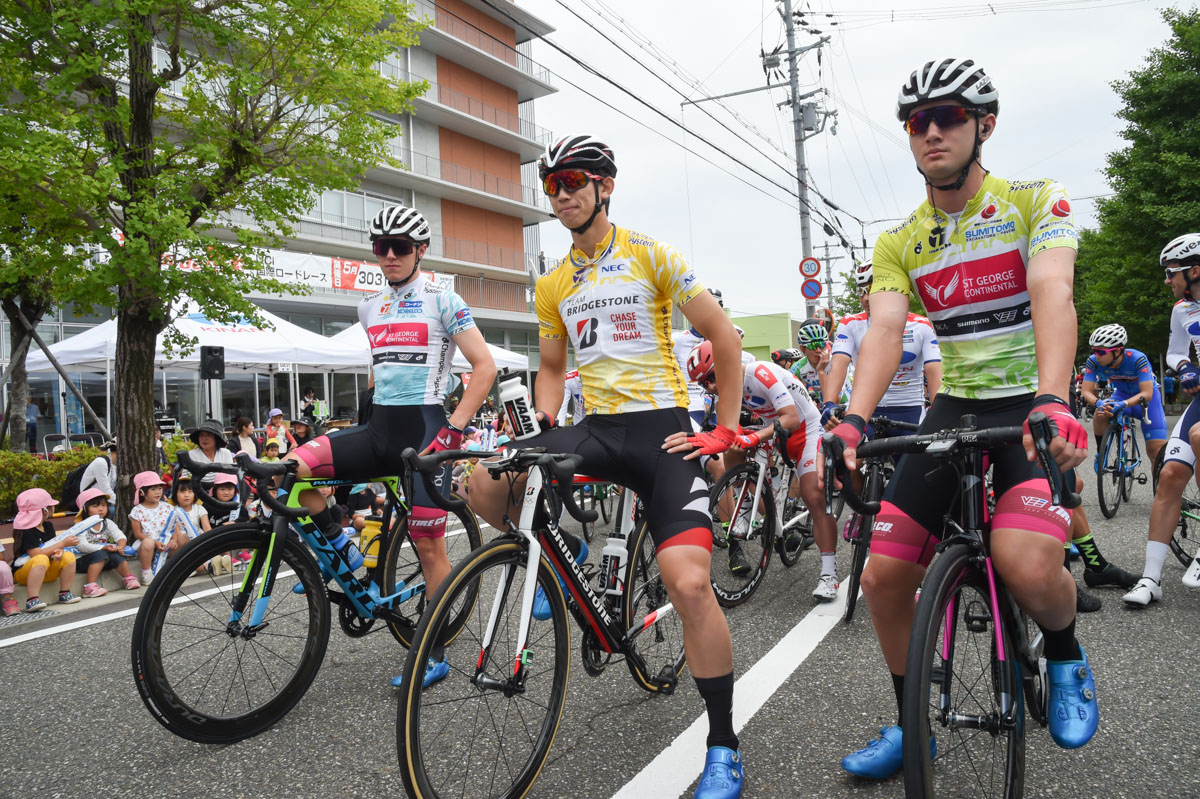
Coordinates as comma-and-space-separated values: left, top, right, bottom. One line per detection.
372, 238, 417, 258
541, 169, 603, 197
903, 105, 982, 136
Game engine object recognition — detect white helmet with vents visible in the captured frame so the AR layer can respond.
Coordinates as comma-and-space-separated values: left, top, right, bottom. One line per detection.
1088, 324, 1127, 349
896, 58, 999, 121
369, 204, 431, 242
537, 134, 617, 178
1160, 233, 1200, 266
853, 260, 873, 288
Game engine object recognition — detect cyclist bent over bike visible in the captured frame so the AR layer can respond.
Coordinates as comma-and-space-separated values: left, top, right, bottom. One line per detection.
822, 58, 1097, 780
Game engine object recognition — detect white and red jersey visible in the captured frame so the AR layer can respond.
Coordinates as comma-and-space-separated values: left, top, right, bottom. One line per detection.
1168, 298, 1200, 372
556, 369, 587, 425
740, 361, 822, 428
671, 327, 707, 413
832, 312, 940, 408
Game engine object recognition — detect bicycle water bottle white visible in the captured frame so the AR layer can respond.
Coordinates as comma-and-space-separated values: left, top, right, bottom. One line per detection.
500, 377, 540, 440
599, 536, 627, 597
328, 527, 363, 570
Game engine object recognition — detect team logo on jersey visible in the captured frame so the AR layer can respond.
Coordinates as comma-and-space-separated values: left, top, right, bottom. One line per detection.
1051, 199, 1071, 218
754, 364, 778, 388
918, 251, 1026, 311
368, 322, 428, 348
981, 203, 997, 219
601, 263, 628, 274
994, 310, 1019, 324
576, 318, 599, 349
379, 302, 392, 314
1188, 321, 1200, 336
929, 227, 946, 249
455, 308, 472, 321
572, 267, 589, 285
744, 394, 767, 409
900, 350, 918, 364
921, 272, 960, 309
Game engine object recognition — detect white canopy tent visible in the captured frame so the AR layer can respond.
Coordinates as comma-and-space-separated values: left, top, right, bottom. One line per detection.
330, 324, 529, 372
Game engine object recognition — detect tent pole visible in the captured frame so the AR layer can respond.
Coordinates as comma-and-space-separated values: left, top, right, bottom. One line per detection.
14, 305, 111, 439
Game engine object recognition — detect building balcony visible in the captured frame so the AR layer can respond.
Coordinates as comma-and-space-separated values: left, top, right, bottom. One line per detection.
453, 0, 554, 44
369, 145, 552, 225
409, 0, 556, 102
380, 63, 551, 160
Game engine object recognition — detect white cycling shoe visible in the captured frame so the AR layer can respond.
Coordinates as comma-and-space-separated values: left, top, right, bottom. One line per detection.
1122, 577, 1162, 607
812, 573, 839, 602
1183, 557, 1200, 589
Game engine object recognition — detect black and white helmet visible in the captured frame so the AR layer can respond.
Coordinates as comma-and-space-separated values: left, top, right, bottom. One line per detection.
708, 287, 724, 307
896, 58, 999, 121
538, 134, 617, 179
369, 204, 431, 242
853, 260, 873, 288
1160, 233, 1200, 267
1089, 324, 1127, 349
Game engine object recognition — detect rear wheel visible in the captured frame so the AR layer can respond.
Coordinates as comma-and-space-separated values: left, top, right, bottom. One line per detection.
1165, 455, 1200, 568
598, 484, 614, 524
624, 519, 687, 692
903, 545, 1025, 798
1096, 425, 1122, 519
708, 462, 775, 607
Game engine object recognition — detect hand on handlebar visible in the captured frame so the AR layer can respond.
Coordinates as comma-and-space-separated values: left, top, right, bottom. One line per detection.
816, 414, 866, 491
1022, 395, 1087, 470
819, 401, 840, 427
733, 429, 763, 450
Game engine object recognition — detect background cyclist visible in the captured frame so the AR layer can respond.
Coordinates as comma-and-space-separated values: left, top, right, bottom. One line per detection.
1079, 323, 1167, 473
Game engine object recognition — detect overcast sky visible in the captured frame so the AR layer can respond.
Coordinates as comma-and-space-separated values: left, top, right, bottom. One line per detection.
517, 0, 1175, 319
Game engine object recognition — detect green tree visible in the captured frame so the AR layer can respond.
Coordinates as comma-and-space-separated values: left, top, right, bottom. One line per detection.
1075, 7, 1200, 366
0, 1, 425, 506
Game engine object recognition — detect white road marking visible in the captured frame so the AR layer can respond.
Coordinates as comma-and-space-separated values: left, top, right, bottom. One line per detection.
611, 579, 855, 799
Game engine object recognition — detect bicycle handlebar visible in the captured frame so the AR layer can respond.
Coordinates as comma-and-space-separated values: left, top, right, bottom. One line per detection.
174, 451, 242, 513
233, 453, 308, 520
402, 448, 479, 514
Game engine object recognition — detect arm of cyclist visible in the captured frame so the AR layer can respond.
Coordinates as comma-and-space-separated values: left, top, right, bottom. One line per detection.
817, 290, 907, 486
664, 291, 742, 458
533, 335, 569, 429
735, 404, 800, 450
1022, 247, 1087, 469
822, 353, 851, 429
424, 327, 496, 454
923, 358, 942, 399
1080, 378, 1101, 409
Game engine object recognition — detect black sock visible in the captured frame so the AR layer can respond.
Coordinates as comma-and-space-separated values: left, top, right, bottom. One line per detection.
1074, 533, 1109, 573
695, 673, 738, 751
1039, 618, 1083, 661
891, 672, 905, 725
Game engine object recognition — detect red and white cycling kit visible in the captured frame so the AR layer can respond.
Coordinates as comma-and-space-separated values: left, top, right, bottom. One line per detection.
740, 361, 822, 474
833, 311, 939, 412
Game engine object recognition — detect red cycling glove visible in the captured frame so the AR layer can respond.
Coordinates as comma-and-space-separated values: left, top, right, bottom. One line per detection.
734, 428, 764, 450
685, 424, 738, 456
428, 424, 464, 453
1024, 395, 1087, 451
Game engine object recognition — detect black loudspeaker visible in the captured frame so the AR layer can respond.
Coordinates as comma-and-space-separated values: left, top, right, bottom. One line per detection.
200, 345, 226, 380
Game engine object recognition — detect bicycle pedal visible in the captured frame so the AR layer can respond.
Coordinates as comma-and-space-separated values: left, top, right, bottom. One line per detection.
965, 600, 990, 633
653, 665, 678, 695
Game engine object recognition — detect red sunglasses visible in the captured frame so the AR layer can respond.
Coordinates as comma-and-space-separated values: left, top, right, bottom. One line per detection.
372, 238, 417, 258
541, 169, 603, 197
1091, 347, 1121, 356
903, 105, 982, 136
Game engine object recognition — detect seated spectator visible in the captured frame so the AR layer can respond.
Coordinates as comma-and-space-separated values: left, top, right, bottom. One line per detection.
130, 471, 187, 585
260, 438, 282, 462
73, 487, 139, 597
348, 483, 384, 531
290, 418, 315, 448
79, 439, 118, 508
12, 488, 80, 611
264, 408, 296, 454
227, 416, 262, 458
189, 420, 234, 487
207, 473, 241, 527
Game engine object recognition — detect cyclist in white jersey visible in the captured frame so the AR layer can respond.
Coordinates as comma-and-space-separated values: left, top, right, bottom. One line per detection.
672, 288, 724, 428
555, 368, 586, 425
286, 204, 496, 689
1125, 233, 1200, 604
677, 341, 838, 599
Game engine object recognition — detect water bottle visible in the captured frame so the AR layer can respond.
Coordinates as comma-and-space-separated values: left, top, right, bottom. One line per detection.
329, 527, 363, 571
599, 536, 627, 597
500, 377, 540, 440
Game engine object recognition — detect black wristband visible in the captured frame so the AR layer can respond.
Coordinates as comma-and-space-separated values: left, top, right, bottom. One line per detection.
445, 420, 463, 433
841, 413, 868, 435
1030, 394, 1069, 410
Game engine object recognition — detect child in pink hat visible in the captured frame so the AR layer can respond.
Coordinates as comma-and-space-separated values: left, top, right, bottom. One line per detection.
11, 487, 79, 611
73, 487, 140, 596
129, 471, 186, 585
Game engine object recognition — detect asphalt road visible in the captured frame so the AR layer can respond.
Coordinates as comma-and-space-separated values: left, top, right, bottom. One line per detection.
2, 450, 1198, 799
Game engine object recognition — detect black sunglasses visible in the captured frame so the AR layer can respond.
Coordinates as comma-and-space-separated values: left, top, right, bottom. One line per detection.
903, 105, 983, 136
372, 238, 417, 258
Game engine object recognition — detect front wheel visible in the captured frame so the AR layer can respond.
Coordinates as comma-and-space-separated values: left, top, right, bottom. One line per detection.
708, 462, 775, 607
1120, 429, 1137, 502
1163, 450, 1200, 568
1096, 425, 1123, 519
131, 523, 331, 744
397, 538, 570, 799
902, 546, 1025, 798
624, 519, 687, 692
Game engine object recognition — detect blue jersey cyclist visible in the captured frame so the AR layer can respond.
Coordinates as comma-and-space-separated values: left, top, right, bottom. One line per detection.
283, 203, 496, 689
1079, 323, 1167, 473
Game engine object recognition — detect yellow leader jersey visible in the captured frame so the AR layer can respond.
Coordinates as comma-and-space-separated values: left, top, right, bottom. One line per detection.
536, 225, 704, 415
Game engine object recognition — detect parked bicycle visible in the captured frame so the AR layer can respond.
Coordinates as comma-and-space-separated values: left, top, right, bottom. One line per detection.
826, 412, 1079, 797
1095, 403, 1149, 518
394, 446, 684, 799
131, 449, 482, 744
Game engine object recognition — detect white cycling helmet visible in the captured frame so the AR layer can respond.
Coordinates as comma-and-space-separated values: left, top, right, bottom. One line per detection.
369, 204, 431, 242
1088, 324, 1127, 349
1160, 233, 1200, 267
537, 134, 617, 179
853, 260, 873, 288
896, 58, 999, 121
734, 325, 745, 339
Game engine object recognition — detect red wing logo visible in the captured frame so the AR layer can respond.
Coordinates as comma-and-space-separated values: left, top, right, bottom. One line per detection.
920, 272, 960, 309
981, 203, 997, 220
1051, 199, 1071, 218
754, 364, 778, 388
368, 323, 428, 348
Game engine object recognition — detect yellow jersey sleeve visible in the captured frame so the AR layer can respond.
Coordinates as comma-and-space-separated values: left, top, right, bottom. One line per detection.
649, 239, 705, 307
1026, 180, 1079, 259
870, 220, 913, 297
535, 269, 567, 340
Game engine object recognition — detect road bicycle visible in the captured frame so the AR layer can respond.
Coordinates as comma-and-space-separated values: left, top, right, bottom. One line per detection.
708, 421, 815, 607
1150, 447, 1200, 568
825, 412, 1078, 797
131, 450, 482, 744
836, 415, 919, 625
570, 480, 619, 542
1095, 404, 1149, 518
395, 446, 685, 799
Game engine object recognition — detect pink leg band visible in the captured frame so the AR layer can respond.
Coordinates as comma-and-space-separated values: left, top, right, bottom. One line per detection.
869, 501, 939, 567
409, 506, 448, 540
292, 436, 335, 478
992, 479, 1072, 543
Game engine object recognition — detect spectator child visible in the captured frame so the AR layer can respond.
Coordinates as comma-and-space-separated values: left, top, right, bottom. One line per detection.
261, 438, 281, 462
0, 548, 13, 616
130, 471, 187, 585
12, 488, 80, 611
264, 409, 296, 454
207, 473, 241, 526
73, 487, 140, 597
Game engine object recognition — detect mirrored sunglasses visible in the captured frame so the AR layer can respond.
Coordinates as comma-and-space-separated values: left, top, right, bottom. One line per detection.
541, 169, 602, 196
1165, 265, 1190, 280
1091, 347, 1120, 356
903, 105, 980, 136
372, 238, 416, 258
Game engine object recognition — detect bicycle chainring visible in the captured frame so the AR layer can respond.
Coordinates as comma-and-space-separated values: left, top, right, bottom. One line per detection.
338, 602, 376, 637
581, 627, 610, 676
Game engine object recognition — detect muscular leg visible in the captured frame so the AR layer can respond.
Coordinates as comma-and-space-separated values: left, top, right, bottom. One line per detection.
992, 527, 1077, 633
657, 544, 732, 677
861, 554, 927, 675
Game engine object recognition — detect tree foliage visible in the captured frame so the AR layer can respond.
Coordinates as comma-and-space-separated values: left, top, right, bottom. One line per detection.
1075, 7, 1200, 365
0, 1, 426, 506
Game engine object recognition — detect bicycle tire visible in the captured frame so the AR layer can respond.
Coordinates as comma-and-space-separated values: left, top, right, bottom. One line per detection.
380, 496, 484, 647
1152, 445, 1163, 497
708, 462, 775, 607
131, 523, 331, 744
1163, 450, 1200, 567
598, 484, 614, 525
773, 465, 807, 568
624, 519, 687, 692
1097, 424, 1122, 519
902, 544, 1025, 798
843, 467, 882, 625
1120, 428, 1137, 502
575, 487, 597, 543
397, 537, 570, 799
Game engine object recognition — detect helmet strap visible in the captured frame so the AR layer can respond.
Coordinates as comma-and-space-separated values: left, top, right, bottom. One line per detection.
568, 182, 608, 235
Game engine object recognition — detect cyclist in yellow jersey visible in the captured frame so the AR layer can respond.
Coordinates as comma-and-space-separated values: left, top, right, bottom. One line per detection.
820, 59, 1096, 779
468, 134, 746, 799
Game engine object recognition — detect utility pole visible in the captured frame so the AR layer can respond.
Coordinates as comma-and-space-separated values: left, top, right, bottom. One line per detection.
820, 241, 844, 315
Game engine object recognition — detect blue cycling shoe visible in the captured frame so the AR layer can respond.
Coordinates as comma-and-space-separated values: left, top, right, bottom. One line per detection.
390, 657, 450, 689
841, 726, 936, 779
1046, 650, 1099, 749
1068, 542, 1081, 560
533, 538, 588, 620
694, 746, 743, 799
